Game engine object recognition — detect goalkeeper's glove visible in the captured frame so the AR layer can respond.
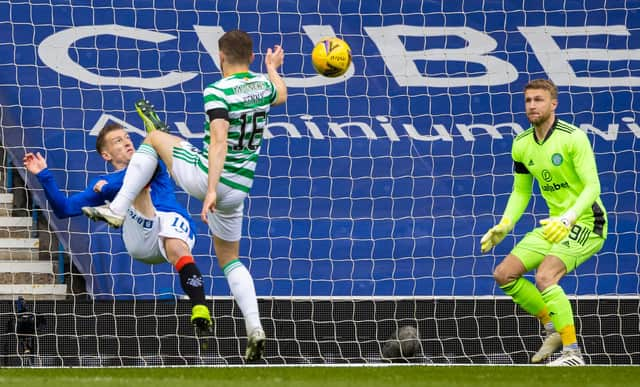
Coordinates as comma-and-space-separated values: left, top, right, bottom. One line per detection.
480, 217, 512, 253
539, 210, 577, 244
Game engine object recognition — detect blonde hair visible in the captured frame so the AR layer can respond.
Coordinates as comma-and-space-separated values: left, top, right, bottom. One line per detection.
524, 79, 558, 100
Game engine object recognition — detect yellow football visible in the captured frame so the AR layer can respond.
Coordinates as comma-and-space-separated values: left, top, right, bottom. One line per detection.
311, 37, 352, 77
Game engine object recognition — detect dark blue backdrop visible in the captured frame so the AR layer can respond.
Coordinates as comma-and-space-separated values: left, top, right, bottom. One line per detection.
0, 0, 638, 298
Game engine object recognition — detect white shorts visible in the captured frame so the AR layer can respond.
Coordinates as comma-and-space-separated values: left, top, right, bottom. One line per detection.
171, 141, 246, 242
122, 208, 195, 264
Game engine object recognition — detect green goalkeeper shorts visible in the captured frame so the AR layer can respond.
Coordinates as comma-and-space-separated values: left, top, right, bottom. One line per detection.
511, 222, 605, 273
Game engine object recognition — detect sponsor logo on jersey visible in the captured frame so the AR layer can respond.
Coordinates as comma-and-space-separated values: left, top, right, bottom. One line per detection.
542, 169, 552, 182
552, 153, 563, 166
528, 159, 534, 166
541, 181, 569, 192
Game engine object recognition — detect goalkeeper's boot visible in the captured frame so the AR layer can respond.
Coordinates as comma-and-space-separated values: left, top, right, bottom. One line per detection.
531, 331, 562, 363
82, 205, 124, 228
245, 328, 266, 361
547, 349, 585, 367
135, 99, 170, 133
191, 304, 212, 333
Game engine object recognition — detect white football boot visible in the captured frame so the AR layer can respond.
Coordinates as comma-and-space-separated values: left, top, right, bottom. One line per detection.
548, 349, 585, 366
531, 331, 562, 363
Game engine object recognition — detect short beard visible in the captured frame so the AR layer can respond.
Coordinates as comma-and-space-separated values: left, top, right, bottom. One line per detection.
529, 113, 551, 127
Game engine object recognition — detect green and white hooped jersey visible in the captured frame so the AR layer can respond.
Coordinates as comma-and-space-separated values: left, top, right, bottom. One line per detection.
203, 71, 277, 192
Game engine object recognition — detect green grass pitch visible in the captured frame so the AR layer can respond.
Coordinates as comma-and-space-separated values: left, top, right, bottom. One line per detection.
0, 366, 637, 387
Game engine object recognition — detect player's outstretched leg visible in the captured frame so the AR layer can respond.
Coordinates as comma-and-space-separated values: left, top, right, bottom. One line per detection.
531, 331, 562, 363
82, 205, 125, 228
191, 304, 212, 333
245, 328, 266, 361
548, 349, 585, 366
135, 100, 170, 133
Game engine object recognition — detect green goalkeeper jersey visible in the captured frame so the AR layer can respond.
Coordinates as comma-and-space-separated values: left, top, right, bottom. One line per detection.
203, 71, 277, 192
505, 118, 607, 237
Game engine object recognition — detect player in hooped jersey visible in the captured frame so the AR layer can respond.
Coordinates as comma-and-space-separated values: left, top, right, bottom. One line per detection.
23, 123, 212, 332
480, 79, 607, 366
83, 29, 287, 361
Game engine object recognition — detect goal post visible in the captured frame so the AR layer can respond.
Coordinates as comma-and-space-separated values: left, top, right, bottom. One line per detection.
0, 0, 638, 365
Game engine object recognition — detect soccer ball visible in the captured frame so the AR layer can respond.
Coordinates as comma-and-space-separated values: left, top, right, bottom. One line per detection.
381, 325, 421, 361
311, 37, 352, 77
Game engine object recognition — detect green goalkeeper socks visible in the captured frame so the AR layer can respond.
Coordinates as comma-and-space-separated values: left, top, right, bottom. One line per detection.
500, 278, 548, 319
501, 279, 578, 347
541, 284, 577, 347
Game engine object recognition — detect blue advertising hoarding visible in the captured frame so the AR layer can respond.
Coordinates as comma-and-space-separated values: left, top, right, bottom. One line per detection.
0, 0, 638, 298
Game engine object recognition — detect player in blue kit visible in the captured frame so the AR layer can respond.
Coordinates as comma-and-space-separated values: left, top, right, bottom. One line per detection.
23, 122, 212, 332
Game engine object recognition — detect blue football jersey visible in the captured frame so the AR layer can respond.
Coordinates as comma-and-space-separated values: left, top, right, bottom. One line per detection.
36, 160, 196, 234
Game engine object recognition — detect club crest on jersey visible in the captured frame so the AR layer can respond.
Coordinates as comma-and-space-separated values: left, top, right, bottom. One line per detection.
552, 153, 563, 166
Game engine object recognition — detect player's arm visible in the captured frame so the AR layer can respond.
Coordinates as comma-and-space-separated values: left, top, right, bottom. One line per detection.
566, 130, 601, 219
34, 169, 108, 218
502, 163, 533, 225
481, 160, 533, 253
24, 151, 82, 218
24, 152, 116, 218
265, 45, 287, 106
201, 109, 230, 222
97, 178, 122, 198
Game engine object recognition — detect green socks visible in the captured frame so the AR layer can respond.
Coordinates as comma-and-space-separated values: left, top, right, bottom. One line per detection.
541, 284, 578, 347
500, 278, 548, 318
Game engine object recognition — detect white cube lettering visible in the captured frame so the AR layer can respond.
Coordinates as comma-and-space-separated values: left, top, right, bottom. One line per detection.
37, 24, 639, 89
518, 25, 640, 87
365, 25, 518, 87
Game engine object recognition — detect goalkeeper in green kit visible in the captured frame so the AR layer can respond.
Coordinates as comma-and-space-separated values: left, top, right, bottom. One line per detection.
481, 79, 607, 366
